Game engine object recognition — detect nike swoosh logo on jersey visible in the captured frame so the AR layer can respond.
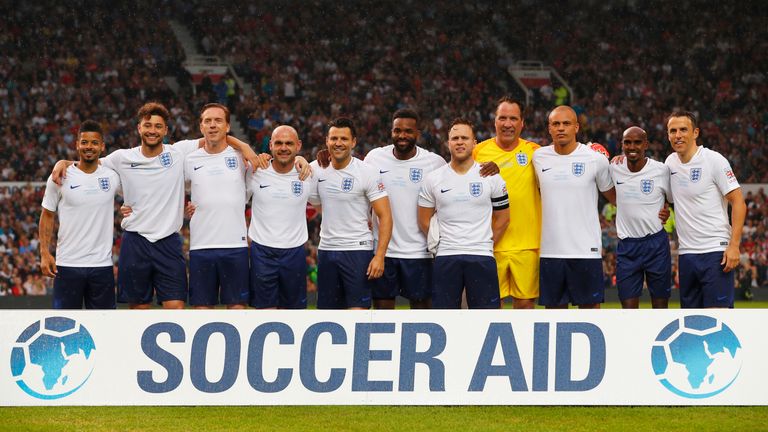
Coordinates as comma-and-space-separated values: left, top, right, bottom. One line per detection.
542, 167, 552, 172
259, 184, 270, 189
440, 188, 452, 193
194, 165, 204, 171
130, 163, 141, 167
671, 172, 678, 175
318, 179, 326, 182
616, 181, 625, 185
69, 185, 81, 189
379, 170, 389, 174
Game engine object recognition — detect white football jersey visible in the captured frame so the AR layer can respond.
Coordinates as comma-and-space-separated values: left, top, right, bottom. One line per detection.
308, 158, 387, 251
101, 139, 198, 242
611, 158, 671, 239
41, 165, 120, 267
533, 143, 613, 258
418, 163, 508, 257
364, 145, 446, 258
665, 146, 740, 254
186, 146, 248, 250
247, 164, 317, 249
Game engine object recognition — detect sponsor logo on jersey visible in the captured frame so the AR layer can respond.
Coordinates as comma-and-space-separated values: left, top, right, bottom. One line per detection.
98, 177, 111, 192
291, 181, 303, 196
159, 152, 172, 168
225, 157, 238, 170
690, 168, 702, 182
470, 182, 483, 197
572, 162, 585, 177
409, 168, 423, 183
342, 177, 354, 192
641, 179, 654, 195
69, 185, 81, 189
516, 152, 528, 166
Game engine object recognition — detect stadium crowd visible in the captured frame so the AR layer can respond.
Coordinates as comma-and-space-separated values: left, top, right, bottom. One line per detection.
0, 1, 766, 299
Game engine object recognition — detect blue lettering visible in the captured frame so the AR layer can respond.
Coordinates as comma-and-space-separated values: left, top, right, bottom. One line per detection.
399, 323, 446, 391
190, 323, 241, 393
468, 323, 528, 391
247, 322, 294, 393
352, 323, 395, 392
137, 323, 185, 393
300, 322, 347, 393
532, 322, 549, 391
555, 323, 606, 391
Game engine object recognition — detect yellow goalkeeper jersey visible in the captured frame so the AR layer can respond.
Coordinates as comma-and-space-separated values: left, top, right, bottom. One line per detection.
473, 137, 541, 251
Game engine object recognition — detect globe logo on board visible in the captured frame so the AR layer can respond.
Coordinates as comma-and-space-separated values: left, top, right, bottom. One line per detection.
650, 315, 741, 399
10, 317, 97, 400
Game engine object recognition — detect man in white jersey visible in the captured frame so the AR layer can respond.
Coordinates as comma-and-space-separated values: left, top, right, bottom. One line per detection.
52, 102, 260, 309
533, 106, 615, 309
248, 125, 316, 309
665, 111, 746, 308
611, 127, 672, 308
364, 108, 446, 309
39, 120, 121, 309
308, 117, 392, 309
183, 103, 249, 309
418, 119, 510, 309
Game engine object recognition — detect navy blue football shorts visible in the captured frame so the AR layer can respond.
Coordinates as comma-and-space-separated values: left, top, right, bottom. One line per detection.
250, 243, 307, 309
539, 258, 604, 307
117, 231, 187, 305
316, 250, 373, 309
53, 265, 115, 309
373, 257, 432, 302
678, 251, 734, 308
616, 229, 672, 301
189, 247, 249, 306
432, 255, 500, 309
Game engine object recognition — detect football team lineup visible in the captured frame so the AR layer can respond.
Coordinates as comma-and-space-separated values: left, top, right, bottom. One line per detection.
41, 101, 745, 315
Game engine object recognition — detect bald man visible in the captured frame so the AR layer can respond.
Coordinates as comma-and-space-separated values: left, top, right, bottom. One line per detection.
533, 106, 615, 309
247, 125, 318, 309
611, 127, 672, 308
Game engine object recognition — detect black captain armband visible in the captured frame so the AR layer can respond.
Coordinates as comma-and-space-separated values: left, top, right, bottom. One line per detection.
491, 194, 509, 210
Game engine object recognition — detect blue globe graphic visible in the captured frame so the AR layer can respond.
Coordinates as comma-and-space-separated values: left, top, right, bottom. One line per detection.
10, 317, 97, 400
651, 315, 742, 399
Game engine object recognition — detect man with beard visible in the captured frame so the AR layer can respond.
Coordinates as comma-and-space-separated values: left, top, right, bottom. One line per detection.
611, 126, 672, 308
363, 109, 446, 309
39, 120, 121, 309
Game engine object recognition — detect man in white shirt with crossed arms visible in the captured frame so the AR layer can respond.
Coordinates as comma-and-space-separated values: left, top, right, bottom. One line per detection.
665, 110, 746, 308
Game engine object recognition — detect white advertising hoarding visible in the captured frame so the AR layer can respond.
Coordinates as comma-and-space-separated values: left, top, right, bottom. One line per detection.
1, 310, 764, 405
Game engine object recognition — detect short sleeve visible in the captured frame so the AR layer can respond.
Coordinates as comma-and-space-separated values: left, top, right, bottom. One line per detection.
41, 176, 61, 212
595, 155, 614, 192
173, 139, 201, 156
491, 175, 509, 210
364, 167, 388, 202
418, 179, 435, 208
101, 150, 122, 171
711, 152, 740, 196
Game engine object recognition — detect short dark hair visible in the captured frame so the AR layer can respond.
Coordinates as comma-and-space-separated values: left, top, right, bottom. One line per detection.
392, 108, 419, 124
496, 96, 526, 117
667, 110, 698, 130
449, 117, 476, 139
137, 102, 170, 125
328, 117, 357, 139
200, 103, 230, 124
78, 119, 103, 137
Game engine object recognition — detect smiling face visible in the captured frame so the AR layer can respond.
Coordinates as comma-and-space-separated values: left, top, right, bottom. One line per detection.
622, 127, 648, 164
326, 126, 356, 165
137, 115, 167, 148
199, 106, 230, 146
495, 101, 524, 149
667, 115, 699, 159
270, 126, 301, 167
447, 123, 476, 163
76, 131, 105, 163
391, 117, 419, 157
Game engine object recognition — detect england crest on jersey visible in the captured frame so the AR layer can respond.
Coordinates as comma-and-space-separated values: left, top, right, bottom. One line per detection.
690, 168, 702, 182
159, 152, 172, 168
470, 182, 483, 197
641, 179, 654, 195
98, 177, 111, 192
291, 181, 303, 196
516, 152, 528, 166
342, 177, 354, 192
572, 162, 585, 177
225, 157, 238, 170
409, 168, 423, 183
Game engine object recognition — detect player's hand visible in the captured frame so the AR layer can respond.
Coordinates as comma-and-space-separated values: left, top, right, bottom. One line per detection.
120, 205, 133, 218
658, 204, 670, 224
611, 155, 625, 165
51, 160, 74, 185
366, 254, 385, 279
198, 138, 205, 148
40, 253, 57, 278
479, 161, 500, 177
255, 153, 271, 170
722, 245, 740, 272
185, 202, 197, 218
295, 156, 312, 180
316, 149, 330, 168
